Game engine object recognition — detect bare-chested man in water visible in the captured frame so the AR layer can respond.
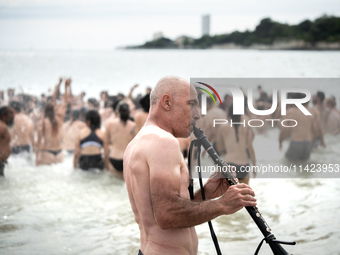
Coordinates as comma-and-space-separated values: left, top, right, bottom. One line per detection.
9, 101, 35, 156
124, 76, 257, 255
280, 93, 319, 161
0, 106, 14, 176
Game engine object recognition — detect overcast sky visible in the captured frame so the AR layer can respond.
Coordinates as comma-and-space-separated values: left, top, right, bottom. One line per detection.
0, 0, 339, 50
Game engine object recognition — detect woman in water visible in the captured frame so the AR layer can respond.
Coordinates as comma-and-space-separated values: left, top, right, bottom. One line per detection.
62, 109, 86, 154
36, 79, 68, 165
74, 109, 107, 171
216, 103, 256, 184
104, 102, 135, 179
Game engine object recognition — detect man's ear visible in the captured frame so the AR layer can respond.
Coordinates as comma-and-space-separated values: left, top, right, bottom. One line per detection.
161, 94, 171, 111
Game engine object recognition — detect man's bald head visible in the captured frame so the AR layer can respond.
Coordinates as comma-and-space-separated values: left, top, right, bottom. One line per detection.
150, 75, 189, 106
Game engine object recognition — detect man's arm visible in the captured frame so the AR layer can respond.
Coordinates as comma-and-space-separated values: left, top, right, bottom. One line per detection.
149, 136, 256, 230
56, 78, 70, 120
52, 77, 62, 106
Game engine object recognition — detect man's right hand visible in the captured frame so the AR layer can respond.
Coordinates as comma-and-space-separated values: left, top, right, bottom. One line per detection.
219, 183, 257, 215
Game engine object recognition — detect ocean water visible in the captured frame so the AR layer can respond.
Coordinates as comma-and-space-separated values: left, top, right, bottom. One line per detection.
1, 49, 340, 255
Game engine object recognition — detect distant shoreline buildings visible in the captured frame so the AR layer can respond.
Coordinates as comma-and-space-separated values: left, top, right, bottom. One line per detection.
125, 15, 340, 50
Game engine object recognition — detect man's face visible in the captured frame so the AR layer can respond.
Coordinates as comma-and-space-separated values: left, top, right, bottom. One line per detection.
172, 83, 200, 138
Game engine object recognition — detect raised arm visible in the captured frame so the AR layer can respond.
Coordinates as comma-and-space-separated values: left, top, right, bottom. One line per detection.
127, 84, 139, 101
52, 77, 62, 106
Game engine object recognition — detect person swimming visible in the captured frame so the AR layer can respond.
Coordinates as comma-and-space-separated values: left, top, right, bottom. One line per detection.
74, 109, 107, 171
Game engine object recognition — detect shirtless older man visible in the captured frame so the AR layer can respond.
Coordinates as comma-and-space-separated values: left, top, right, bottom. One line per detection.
124, 76, 257, 255
9, 101, 35, 156
0, 106, 14, 176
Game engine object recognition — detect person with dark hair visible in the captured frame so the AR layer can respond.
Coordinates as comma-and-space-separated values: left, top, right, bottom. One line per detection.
133, 93, 150, 136
87, 98, 99, 109
215, 103, 257, 184
62, 109, 86, 153
74, 109, 107, 171
36, 78, 68, 165
105, 102, 135, 178
79, 107, 87, 122
9, 101, 35, 156
0, 106, 14, 176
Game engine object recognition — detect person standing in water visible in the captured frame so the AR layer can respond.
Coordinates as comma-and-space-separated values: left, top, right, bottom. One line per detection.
9, 101, 35, 156
105, 102, 135, 178
0, 106, 14, 176
74, 109, 108, 171
36, 78, 68, 165
215, 104, 257, 184
124, 76, 256, 255
62, 109, 86, 154
280, 93, 318, 161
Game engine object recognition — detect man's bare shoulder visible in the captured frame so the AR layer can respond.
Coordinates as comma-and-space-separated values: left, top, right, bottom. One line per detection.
127, 126, 180, 158
137, 126, 178, 145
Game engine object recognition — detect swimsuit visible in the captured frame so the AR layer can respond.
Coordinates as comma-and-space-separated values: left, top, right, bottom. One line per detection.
227, 163, 250, 180
78, 130, 104, 171
138, 250, 144, 255
11, 144, 30, 154
285, 140, 313, 161
109, 158, 123, 172
42, 149, 62, 156
79, 155, 104, 171
80, 130, 103, 149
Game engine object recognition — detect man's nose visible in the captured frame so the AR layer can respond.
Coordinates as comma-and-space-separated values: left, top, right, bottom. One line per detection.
193, 106, 200, 120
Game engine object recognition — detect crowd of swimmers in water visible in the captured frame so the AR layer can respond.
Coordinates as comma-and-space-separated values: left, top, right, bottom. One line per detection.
0, 78, 151, 179
0, 80, 339, 182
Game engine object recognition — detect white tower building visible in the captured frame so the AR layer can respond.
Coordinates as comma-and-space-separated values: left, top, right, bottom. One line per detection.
202, 15, 210, 36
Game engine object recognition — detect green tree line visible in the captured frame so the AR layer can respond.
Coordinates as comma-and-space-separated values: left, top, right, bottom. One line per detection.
134, 15, 340, 49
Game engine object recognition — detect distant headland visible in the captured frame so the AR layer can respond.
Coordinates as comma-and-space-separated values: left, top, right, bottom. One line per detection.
125, 15, 340, 50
